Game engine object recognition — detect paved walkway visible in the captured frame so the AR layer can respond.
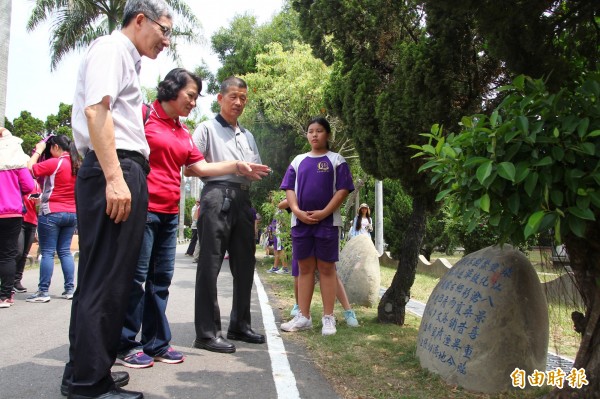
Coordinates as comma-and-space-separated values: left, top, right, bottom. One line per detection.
1, 244, 339, 399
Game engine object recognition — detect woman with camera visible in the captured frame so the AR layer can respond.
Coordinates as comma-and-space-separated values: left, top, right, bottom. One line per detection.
26, 134, 79, 303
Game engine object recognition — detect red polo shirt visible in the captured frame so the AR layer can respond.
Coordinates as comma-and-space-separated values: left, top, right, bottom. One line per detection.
31, 153, 76, 215
23, 182, 41, 225
145, 100, 204, 214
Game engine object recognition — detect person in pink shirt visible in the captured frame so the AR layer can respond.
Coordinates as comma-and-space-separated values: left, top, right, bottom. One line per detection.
116, 68, 269, 368
26, 135, 79, 303
0, 127, 35, 308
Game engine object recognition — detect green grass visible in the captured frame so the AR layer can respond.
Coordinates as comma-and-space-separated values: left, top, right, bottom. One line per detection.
258, 252, 551, 399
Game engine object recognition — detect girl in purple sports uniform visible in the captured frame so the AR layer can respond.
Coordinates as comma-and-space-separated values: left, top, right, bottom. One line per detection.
279, 117, 354, 336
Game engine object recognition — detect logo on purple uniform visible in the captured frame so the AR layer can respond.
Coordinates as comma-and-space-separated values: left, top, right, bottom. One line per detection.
317, 161, 330, 173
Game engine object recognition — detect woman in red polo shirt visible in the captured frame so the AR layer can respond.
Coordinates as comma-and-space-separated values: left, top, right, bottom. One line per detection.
26, 135, 79, 303
116, 68, 269, 368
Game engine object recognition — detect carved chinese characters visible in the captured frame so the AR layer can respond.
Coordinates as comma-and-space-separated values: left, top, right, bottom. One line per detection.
416, 245, 549, 394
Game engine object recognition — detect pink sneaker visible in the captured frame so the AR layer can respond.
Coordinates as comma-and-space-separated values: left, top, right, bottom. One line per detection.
153, 347, 184, 364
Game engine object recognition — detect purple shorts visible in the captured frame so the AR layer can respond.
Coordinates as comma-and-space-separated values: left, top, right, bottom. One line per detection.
291, 224, 339, 264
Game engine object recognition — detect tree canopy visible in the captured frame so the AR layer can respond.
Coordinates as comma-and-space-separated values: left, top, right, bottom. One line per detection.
211, 4, 302, 87
411, 1, 600, 396
292, 0, 504, 324
27, 0, 201, 70
8, 102, 74, 154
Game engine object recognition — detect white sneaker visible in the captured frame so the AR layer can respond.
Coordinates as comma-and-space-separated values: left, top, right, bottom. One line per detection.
281, 312, 313, 332
26, 291, 51, 303
322, 314, 337, 336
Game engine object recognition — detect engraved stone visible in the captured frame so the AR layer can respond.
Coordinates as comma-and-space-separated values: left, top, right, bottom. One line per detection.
416, 245, 549, 394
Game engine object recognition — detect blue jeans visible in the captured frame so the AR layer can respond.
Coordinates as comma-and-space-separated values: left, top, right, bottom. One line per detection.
120, 211, 178, 356
37, 212, 77, 293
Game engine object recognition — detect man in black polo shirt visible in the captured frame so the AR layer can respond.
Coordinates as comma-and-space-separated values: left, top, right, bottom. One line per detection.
191, 76, 269, 353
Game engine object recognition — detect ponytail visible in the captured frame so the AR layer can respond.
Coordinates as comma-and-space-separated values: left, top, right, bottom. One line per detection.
67, 139, 81, 176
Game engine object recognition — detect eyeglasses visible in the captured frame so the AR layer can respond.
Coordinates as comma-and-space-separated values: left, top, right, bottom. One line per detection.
145, 15, 172, 38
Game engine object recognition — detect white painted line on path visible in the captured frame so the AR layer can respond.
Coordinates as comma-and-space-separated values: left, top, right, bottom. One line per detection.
254, 271, 301, 399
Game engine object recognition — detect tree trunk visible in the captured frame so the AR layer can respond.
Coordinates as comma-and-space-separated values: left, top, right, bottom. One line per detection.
545, 225, 600, 398
377, 195, 427, 324
0, 0, 11, 127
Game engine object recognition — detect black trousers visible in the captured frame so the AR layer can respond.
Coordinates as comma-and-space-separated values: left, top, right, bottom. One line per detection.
186, 228, 198, 255
63, 153, 148, 397
0, 218, 21, 299
194, 183, 256, 339
15, 221, 36, 285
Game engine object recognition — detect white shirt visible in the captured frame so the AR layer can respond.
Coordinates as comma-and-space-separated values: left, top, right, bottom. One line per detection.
72, 30, 150, 159
350, 215, 372, 238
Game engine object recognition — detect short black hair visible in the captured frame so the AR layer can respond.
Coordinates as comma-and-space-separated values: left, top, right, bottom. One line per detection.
220, 76, 247, 95
157, 68, 203, 102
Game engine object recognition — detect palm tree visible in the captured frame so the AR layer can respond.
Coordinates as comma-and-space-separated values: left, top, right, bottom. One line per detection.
0, 0, 11, 127
27, 0, 201, 71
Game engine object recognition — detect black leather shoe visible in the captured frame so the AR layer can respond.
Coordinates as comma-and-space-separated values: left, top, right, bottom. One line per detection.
68, 387, 142, 399
227, 329, 266, 344
193, 336, 236, 353
61, 372, 130, 396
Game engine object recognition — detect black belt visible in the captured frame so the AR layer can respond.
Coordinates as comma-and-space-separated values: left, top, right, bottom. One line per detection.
116, 150, 150, 175
205, 180, 250, 191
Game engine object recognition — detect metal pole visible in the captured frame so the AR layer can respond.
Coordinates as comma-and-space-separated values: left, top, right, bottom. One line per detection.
0, 0, 12, 128
375, 180, 384, 255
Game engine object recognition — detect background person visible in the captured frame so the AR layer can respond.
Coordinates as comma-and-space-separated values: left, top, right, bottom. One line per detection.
185, 199, 200, 256
266, 210, 289, 274
62, 1, 172, 398
348, 203, 373, 239
0, 127, 35, 308
118, 68, 267, 369
26, 135, 79, 303
191, 76, 270, 354
192, 201, 201, 263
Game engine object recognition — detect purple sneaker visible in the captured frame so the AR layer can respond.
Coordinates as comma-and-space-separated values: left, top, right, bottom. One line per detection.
116, 351, 154, 369
154, 347, 184, 364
